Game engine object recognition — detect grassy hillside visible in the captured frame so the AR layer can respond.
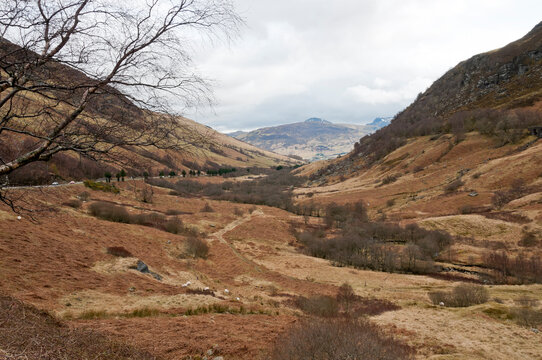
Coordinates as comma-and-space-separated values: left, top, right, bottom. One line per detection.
0, 39, 299, 185
328, 22, 542, 168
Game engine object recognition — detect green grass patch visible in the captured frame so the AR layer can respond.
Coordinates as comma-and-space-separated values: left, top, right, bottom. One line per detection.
124, 307, 161, 318
184, 304, 271, 316
78, 310, 109, 320
83, 180, 120, 194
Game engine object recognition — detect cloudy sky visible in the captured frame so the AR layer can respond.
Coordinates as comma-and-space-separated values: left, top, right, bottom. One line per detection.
186, 0, 542, 133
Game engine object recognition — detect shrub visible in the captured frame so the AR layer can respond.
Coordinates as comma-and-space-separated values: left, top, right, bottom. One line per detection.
428, 284, 489, 307
185, 237, 209, 259
88, 201, 131, 223
77, 191, 90, 201
165, 209, 184, 215
518, 230, 539, 247
514, 296, 540, 308
269, 318, 414, 360
492, 179, 529, 209
459, 205, 474, 214
63, 199, 82, 208
451, 284, 489, 307
492, 190, 513, 209
381, 174, 399, 185
336, 283, 357, 313
83, 180, 120, 194
295, 295, 339, 317
386, 198, 396, 207
472, 172, 482, 179
201, 203, 214, 212
164, 217, 184, 234
138, 185, 153, 203
131, 212, 165, 227
106, 246, 133, 258
444, 179, 464, 193
413, 165, 424, 173
510, 307, 542, 328
233, 207, 244, 216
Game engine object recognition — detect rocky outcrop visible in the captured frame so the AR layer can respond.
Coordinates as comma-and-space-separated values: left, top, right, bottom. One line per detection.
398, 21, 542, 122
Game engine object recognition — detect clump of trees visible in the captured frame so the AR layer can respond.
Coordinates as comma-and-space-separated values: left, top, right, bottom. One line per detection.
295, 201, 453, 275
206, 168, 237, 176
482, 250, 542, 284
150, 168, 307, 211
293, 283, 400, 318
87, 201, 196, 238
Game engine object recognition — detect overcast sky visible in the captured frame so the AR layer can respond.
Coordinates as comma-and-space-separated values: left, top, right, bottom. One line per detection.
185, 0, 542, 133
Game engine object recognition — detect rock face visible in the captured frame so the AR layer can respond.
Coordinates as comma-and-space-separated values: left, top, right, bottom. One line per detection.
230, 118, 388, 162
395, 21, 542, 123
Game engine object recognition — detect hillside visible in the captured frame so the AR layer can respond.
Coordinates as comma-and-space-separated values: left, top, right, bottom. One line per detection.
230, 117, 389, 161
0, 39, 298, 186
321, 22, 542, 169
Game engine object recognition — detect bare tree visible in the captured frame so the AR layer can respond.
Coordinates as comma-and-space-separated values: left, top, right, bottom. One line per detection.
0, 0, 240, 210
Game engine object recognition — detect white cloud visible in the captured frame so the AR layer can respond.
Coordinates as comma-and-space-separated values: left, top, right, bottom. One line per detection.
183, 0, 542, 131
346, 77, 432, 105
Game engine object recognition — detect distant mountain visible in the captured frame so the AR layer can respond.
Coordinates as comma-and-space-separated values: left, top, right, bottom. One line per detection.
230, 117, 387, 162
367, 117, 392, 129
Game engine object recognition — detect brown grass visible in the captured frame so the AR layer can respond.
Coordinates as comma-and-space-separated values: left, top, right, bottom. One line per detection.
106, 246, 134, 258
0, 294, 158, 359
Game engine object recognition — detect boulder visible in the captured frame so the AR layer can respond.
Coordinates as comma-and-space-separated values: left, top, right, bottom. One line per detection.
137, 260, 149, 273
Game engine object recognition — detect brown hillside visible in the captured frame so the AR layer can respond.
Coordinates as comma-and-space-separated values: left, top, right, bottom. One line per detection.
0, 39, 299, 185
1, 176, 541, 359
314, 21, 542, 173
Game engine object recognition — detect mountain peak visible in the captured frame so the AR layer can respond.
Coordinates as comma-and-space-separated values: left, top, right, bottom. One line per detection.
304, 117, 332, 124
368, 117, 392, 128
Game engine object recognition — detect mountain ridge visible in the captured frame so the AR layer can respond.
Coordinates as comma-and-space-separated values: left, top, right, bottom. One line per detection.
230, 117, 389, 161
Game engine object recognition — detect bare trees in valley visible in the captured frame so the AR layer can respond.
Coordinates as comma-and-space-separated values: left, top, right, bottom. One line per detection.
0, 0, 240, 210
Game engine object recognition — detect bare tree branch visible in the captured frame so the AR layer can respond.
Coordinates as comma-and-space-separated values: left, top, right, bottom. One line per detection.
0, 0, 242, 211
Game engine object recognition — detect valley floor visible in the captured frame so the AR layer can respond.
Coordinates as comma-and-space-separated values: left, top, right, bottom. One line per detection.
0, 175, 541, 359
